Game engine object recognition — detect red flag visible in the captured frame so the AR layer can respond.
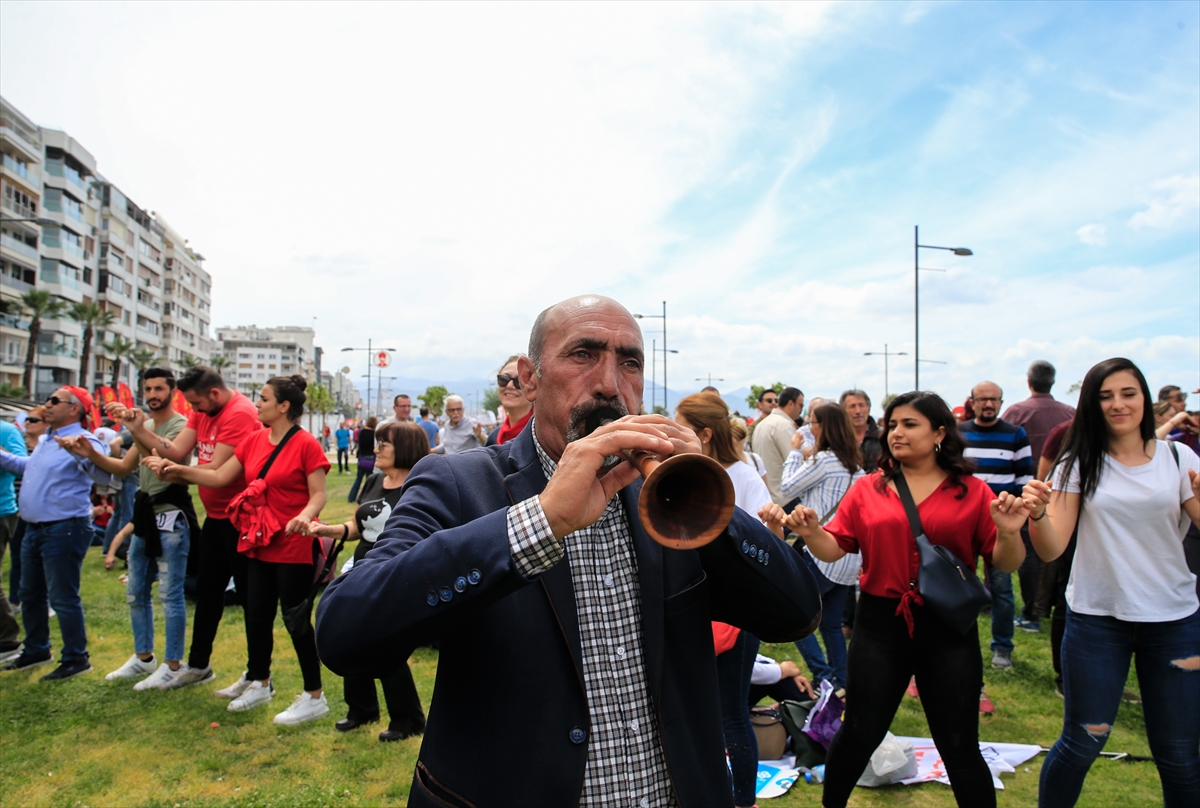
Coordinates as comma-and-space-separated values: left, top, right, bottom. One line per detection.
117, 383, 134, 408
171, 389, 193, 418
89, 402, 102, 432
96, 386, 117, 406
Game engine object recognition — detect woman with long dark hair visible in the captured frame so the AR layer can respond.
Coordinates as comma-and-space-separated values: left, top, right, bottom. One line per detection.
786, 391, 1026, 808
675, 392, 775, 808
777, 402, 864, 693
347, 416, 377, 502
148, 375, 331, 725
1023, 358, 1200, 808
309, 421, 429, 742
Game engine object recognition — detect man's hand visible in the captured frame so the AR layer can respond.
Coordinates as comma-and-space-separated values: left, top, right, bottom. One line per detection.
758, 502, 786, 535
141, 450, 176, 479
55, 434, 95, 459
539, 415, 684, 540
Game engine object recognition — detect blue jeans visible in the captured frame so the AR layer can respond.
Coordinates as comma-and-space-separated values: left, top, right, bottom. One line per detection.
1040, 607, 1200, 808
987, 565, 1014, 653
104, 476, 138, 553
794, 552, 850, 690
716, 630, 760, 807
127, 519, 190, 662
19, 517, 92, 663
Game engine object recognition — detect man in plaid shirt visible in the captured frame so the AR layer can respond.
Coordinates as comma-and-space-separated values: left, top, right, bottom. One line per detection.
317, 295, 821, 807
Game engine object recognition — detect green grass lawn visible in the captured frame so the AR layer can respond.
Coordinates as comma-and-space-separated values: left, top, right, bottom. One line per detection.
0, 465, 1168, 806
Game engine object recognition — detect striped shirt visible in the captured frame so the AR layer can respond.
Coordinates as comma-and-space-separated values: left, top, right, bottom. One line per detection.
780, 449, 865, 586
506, 424, 676, 808
958, 418, 1034, 496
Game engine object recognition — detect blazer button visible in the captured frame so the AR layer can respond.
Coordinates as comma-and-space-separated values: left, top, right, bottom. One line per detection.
454, 576, 468, 593
749, 544, 757, 557
467, 569, 482, 585
569, 727, 586, 744
438, 587, 453, 602
757, 549, 765, 563
764, 551, 770, 566
426, 591, 438, 607
741, 540, 750, 554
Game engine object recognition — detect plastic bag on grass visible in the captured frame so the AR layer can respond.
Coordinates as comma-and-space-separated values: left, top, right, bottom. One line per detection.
856, 732, 917, 787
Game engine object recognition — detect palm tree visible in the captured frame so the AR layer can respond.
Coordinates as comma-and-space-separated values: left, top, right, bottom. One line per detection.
69, 301, 116, 390
18, 289, 69, 399
102, 334, 137, 390
179, 354, 203, 370
210, 355, 232, 381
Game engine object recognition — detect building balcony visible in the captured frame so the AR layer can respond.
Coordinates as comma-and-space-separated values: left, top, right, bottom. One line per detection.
0, 232, 39, 262
0, 270, 34, 295
0, 312, 30, 332
1, 192, 38, 220
0, 123, 42, 164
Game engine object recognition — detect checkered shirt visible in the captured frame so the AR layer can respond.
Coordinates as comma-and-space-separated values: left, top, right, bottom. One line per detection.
506, 422, 678, 808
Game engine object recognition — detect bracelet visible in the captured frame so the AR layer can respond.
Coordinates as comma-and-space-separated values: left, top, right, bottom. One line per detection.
1030, 510, 1048, 522
342, 524, 350, 541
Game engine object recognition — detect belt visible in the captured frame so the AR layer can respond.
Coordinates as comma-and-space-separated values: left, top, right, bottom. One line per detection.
25, 516, 86, 530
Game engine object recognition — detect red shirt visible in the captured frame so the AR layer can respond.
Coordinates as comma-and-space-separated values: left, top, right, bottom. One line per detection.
234, 427, 330, 564
186, 391, 262, 519
824, 472, 997, 601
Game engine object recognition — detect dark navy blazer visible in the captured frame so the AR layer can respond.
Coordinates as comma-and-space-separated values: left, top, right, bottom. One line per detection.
316, 426, 820, 808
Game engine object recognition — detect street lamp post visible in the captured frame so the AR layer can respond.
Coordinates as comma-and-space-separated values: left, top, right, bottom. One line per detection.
863, 344, 908, 400
341, 340, 395, 419
634, 301, 669, 410
695, 374, 725, 388
914, 226, 973, 389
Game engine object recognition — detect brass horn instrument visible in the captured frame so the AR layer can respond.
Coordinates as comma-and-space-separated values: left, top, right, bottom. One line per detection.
585, 407, 736, 550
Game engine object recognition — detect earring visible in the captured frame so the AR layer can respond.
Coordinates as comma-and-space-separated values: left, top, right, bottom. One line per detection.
935, 442, 942, 453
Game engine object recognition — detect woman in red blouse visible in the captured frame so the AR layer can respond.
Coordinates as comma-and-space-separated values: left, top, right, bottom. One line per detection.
787, 391, 1026, 808
148, 375, 331, 726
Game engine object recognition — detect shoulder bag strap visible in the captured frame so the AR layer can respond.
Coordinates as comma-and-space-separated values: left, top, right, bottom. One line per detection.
818, 478, 854, 526
257, 425, 301, 481
892, 470, 925, 539
1168, 440, 1180, 467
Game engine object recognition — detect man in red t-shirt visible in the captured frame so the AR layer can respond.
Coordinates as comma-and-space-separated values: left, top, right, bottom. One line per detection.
122, 365, 261, 688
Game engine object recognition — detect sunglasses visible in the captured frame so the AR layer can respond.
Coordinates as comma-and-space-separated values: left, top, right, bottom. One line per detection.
26, 417, 43, 424
497, 374, 521, 390
45, 396, 76, 407
762, 398, 777, 404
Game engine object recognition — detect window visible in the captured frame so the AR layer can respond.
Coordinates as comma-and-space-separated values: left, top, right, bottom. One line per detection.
257, 364, 264, 369
83, 267, 93, 285
239, 363, 252, 368
2, 181, 37, 218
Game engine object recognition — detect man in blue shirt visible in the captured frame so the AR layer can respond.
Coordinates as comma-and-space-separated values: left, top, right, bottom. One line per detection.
417, 407, 439, 450
335, 422, 351, 474
959, 380, 1033, 678
0, 386, 110, 681
0, 418, 28, 664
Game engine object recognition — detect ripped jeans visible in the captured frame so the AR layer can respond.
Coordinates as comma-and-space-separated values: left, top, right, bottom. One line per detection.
1040, 605, 1200, 808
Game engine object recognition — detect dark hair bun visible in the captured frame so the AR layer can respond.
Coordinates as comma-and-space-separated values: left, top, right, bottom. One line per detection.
290, 374, 307, 391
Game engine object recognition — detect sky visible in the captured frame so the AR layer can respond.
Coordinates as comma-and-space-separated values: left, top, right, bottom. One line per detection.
2, 0, 1197, 415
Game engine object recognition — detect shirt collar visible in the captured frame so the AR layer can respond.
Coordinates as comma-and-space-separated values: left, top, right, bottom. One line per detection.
46, 422, 84, 439
531, 418, 557, 480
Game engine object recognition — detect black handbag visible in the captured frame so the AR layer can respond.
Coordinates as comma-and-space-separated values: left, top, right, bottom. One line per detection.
894, 473, 991, 634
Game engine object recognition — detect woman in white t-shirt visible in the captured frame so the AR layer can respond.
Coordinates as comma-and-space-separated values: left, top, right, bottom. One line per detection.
1021, 357, 1200, 808
674, 392, 775, 808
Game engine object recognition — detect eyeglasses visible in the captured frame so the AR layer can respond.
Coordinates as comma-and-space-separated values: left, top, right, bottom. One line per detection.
45, 396, 76, 407
497, 374, 521, 390
25, 417, 43, 424
446, 407, 464, 413
762, 397, 777, 404
1171, 394, 1187, 403
974, 397, 1002, 404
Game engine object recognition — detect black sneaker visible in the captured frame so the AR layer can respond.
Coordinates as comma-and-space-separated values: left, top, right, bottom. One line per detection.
40, 660, 93, 681
0, 651, 52, 672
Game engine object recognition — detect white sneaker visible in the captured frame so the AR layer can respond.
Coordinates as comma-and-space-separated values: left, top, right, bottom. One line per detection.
106, 654, 157, 681
274, 692, 330, 726
133, 663, 191, 691
163, 664, 215, 690
215, 671, 251, 699
227, 679, 274, 712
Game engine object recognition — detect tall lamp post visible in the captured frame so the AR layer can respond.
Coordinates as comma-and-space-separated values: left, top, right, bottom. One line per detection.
341, 340, 394, 419
635, 301, 668, 410
695, 374, 725, 388
914, 226, 972, 389
649, 339, 679, 413
863, 344, 908, 400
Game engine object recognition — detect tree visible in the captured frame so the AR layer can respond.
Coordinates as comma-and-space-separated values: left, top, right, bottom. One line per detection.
210, 355, 232, 381
0, 382, 27, 399
18, 289, 69, 398
883, 393, 898, 410
745, 382, 785, 411
481, 386, 500, 415
178, 354, 203, 369
419, 385, 450, 417
102, 334, 136, 390
69, 301, 116, 389
306, 382, 336, 434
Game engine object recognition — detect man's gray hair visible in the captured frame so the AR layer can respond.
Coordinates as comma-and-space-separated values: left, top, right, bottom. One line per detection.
840, 389, 871, 409
1027, 360, 1056, 394
444, 394, 465, 407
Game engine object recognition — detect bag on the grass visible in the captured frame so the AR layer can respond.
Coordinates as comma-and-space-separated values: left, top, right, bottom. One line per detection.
779, 700, 826, 770
750, 706, 787, 760
856, 732, 917, 787
801, 679, 845, 750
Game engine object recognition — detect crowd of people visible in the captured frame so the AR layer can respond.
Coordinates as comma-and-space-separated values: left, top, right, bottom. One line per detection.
0, 293, 1197, 808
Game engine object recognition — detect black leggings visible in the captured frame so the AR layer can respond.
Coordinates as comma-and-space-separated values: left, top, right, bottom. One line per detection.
187, 518, 248, 671
344, 665, 426, 734
822, 593, 994, 808
245, 557, 322, 692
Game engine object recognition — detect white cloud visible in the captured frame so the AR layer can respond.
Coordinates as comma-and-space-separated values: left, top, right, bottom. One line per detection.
1129, 174, 1200, 230
1076, 223, 1107, 246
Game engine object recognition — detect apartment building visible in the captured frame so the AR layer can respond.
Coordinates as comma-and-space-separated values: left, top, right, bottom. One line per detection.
0, 94, 214, 399
214, 325, 315, 395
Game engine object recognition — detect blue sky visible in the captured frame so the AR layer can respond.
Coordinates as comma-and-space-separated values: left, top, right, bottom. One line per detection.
2, 1, 1196, 413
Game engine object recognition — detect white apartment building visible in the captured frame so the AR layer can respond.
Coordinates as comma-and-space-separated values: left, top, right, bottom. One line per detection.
214, 325, 315, 396
0, 94, 214, 399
